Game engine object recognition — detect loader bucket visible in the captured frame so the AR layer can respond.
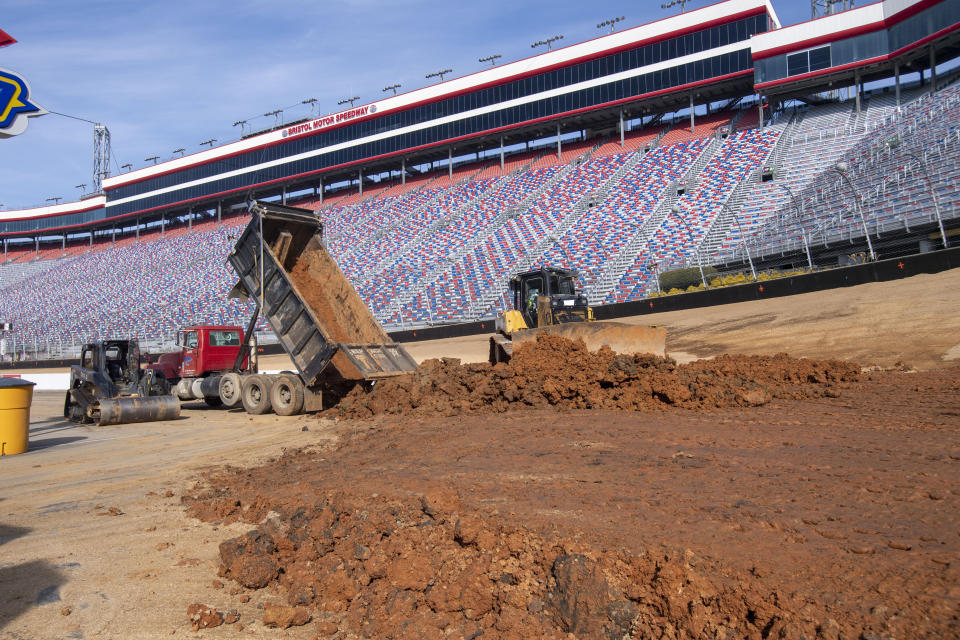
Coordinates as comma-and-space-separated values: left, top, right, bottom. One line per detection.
511, 322, 667, 358
98, 395, 181, 426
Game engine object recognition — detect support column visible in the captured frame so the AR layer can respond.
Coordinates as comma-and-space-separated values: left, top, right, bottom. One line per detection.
689, 94, 695, 133
401, 159, 405, 187
3, 239, 6, 260
319, 177, 325, 202
62, 234, 66, 254
281, 186, 287, 205
34, 236, 38, 259
619, 109, 625, 147
930, 47, 937, 95
161, 215, 165, 238
136, 218, 140, 243
556, 123, 562, 159
854, 69, 861, 114
448, 147, 453, 180
895, 63, 901, 112
112, 227, 116, 243
758, 95, 764, 129
499, 136, 505, 171
216, 202, 221, 224
89, 232, 93, 249
188, 209, 192, 230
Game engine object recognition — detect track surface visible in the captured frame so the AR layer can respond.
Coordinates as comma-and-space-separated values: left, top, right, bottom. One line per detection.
1, 269, 958, 638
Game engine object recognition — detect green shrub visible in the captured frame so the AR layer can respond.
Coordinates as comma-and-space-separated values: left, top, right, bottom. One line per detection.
659, 266, 717, 291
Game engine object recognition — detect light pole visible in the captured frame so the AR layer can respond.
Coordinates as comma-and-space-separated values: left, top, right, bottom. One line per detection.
887, 136, 948, 249
670, 205, 708, 288
834, 162, 876, 261
778, 183, 814, 269
74, 183, 87, 196
661, 0, 688, 13
264, 109, 283, 126
121, 163, 132, 172
145, 156, 160, 165
173, 147, 185, 157
721, 201, 756, 280
301, 97, 318, 116
337, 97, 360, 108
199, 139, 217, 149
478, 54, 502, 67
232, 120, 248, 136
425, 70, 452, 83
382, 84, 401, 96
597, 16, 625, 34
531, 35, 563, 52
46, 196, 62, 205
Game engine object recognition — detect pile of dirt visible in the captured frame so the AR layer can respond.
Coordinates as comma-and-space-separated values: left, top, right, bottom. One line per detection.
191, 487, 801, 640
333, 334, 860, 419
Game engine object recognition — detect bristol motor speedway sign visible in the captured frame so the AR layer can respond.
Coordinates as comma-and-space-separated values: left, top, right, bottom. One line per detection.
0, 67, 46, 138
281, 103, 377, 138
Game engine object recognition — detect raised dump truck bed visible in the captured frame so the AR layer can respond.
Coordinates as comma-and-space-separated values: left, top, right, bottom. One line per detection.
224, 201, 417, 414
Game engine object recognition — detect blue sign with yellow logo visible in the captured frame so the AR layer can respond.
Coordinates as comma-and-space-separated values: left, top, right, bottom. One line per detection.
0, 67, 46, 138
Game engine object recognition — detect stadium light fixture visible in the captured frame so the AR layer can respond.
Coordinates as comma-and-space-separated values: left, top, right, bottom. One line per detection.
425, 70, 452, 83
121, 163, 133, 172
145, 156, 160, 165
337, 96, 360, 108
886, 136, 948, 249
173, 148, 185, 157
302, 98, 319, 116
264, 110, 283, 126
597, 16, 625, 34
661, 0, 688, 13
833, 162, 876, 261
670, 205, 707, 288
199, 139, 217, 149
479, 54, 502, 67
46, 196, 62, 205
382, 84, 401, 95
232, 119, 248, 135
531, 35, 563, 52
74, 183, 87, 194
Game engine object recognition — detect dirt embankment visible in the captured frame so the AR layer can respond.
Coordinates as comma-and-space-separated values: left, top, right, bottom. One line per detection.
333, 333, 861, 419
187, 485, 805, 640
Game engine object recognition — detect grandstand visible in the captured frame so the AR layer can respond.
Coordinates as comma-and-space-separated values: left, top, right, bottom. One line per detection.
2, 0, 959, 359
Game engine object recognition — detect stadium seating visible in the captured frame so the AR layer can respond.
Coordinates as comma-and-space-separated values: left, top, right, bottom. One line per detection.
3, 82, 958, 348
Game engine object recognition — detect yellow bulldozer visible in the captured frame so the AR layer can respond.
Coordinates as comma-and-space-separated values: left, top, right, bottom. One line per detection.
489, 267, 667, 363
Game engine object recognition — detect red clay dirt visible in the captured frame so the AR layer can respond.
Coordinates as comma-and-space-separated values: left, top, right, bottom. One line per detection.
333, 334, 861, 418
183, 337, 960, 639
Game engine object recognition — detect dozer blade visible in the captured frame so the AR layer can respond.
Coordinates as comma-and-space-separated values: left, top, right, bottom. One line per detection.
98, 395, 181, 426
511, 322, 667, 358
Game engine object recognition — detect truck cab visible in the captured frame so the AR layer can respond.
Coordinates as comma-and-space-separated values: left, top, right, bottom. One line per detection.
150, 325, 247, 383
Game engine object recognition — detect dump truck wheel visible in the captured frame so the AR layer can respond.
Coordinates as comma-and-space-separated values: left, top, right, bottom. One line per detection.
204, 396, 223, 408
219, 373, 243, 408
271, 374, 304, 416
241, 375, 274, 415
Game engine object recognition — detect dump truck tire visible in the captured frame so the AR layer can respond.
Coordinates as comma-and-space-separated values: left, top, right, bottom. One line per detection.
204, 396, 223, 408
271, 374, 305, 416
241, 375, 274, 415
219, 373, 243, 408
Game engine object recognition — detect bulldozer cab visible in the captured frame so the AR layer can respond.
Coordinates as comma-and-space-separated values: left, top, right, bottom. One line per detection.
510, 268, 589, 329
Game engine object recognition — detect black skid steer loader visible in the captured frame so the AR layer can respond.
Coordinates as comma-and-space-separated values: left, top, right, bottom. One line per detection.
64, 339, 180, 426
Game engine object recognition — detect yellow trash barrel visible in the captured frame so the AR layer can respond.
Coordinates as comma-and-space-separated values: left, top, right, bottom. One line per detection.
0, 377, 36, 456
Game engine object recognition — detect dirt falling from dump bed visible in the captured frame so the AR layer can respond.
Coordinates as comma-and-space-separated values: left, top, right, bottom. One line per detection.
288, 245, 388, 345
332, 333, 860, 419
187, 486, 801, 640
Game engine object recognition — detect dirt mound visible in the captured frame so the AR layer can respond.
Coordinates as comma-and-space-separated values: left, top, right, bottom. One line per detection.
189, 486, 798, 640
333, 334, 859, 419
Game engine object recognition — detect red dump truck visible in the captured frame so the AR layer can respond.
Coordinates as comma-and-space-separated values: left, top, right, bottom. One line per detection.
151, 201, 417, 415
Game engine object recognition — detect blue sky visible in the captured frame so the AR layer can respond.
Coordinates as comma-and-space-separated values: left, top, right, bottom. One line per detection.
0, 0, 813, 209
